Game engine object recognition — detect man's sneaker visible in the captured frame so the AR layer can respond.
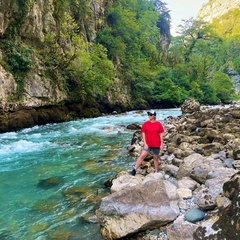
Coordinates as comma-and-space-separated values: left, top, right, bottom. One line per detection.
130, 169, 136, 176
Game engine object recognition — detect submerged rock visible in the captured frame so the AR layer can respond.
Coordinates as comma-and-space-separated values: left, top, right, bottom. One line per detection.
37, 177, 63, 189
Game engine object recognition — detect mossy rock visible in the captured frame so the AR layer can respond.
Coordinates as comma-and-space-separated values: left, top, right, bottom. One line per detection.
0, 114, 9, 133
37, 106, 69, 124
8, 110, 36, 131
81, 107, 101, 118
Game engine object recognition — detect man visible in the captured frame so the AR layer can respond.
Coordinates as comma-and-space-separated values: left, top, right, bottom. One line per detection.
130, 110, 164, 176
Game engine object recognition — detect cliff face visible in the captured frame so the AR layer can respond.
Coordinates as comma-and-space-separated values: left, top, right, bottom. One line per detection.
0, 0, 117, 132
0, 0, 110, 110
197, 0, 240, 23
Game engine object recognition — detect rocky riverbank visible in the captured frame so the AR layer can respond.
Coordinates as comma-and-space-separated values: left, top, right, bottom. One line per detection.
96, 103, 240, 240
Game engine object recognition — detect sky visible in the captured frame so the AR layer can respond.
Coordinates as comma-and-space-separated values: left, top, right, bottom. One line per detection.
163, 0, 209, 35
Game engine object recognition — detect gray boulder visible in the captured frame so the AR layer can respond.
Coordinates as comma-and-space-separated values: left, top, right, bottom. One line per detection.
96, 180, 180, 239
181, 98, 200, 114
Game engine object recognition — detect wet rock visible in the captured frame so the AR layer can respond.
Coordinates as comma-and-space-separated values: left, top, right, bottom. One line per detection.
126, 123, 141, 130
104, 177, 114, 188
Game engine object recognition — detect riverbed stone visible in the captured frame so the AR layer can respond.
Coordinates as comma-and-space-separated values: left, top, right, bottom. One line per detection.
176, 153, 205, 179
232, 160, 240, 169
175, 177, 199, 190
167, 215, 197, 240
184, 208, 205, 223
176, 188, 192, 199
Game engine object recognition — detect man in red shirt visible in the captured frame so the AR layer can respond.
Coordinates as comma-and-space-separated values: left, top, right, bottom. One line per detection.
130, 110, 164, 176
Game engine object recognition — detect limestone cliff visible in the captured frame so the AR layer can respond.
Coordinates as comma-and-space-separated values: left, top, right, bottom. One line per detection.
0, 0, 116, 132
0, 0, 108, 109
197, 0, 240, 23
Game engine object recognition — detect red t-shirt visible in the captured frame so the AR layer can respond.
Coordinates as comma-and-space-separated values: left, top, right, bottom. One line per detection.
141, 121, 164, 147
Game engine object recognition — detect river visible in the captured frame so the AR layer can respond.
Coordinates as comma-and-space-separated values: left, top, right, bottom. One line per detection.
0, 108, 182, 240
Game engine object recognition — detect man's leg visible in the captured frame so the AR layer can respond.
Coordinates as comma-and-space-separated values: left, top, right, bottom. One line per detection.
130, 150, 148, 176
134, 150, 148, 170
153, 154, 159, 172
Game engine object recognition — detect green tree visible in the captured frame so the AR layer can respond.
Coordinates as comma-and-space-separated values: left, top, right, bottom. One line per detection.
233, 56, 240, 72
189, 81, 204, 102
152, 78, 182, 106
200, 82, 218, 104
210, 72, 235, 103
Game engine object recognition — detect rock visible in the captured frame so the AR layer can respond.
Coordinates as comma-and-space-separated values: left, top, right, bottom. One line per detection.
104, 178, 114, 188
0, 65, 17, 105
223, 158, 235, 168
201, 142, 224, 156
175, 177, 199, 190
215, 195, 231, 208
177, 153, 237, 185
194, 167, 237, 210
37, 177, 63, 189
184, 208, 206, 223
177, 188, 192, 199
98, 105, 240, 239
142, 172, 164, 184
126, 123, 141, 130
232, 160, 240, 169
167, 215, 197, 240
194, 187, 217, 210
162, 164, 179, 177
110, 171, 143, 193
181, 98, 200, 114
176, 153, 205, 180
96, 180, 180, 239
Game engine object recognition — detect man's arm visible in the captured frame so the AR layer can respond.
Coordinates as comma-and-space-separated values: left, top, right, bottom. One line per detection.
159, 132, 164, 150
142, 132, 148, 149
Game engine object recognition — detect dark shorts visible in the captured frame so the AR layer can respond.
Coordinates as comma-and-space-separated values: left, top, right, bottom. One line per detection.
142, 147, 160, 156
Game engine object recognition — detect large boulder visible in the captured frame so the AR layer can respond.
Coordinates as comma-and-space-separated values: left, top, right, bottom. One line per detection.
96, 180, 180, 239
181, 98, 200, 114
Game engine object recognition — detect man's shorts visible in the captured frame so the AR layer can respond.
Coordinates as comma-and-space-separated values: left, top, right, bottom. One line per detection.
142, 147, 160, 156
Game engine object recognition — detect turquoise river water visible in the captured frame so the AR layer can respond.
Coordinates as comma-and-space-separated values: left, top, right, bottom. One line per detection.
0, 108, 182, 240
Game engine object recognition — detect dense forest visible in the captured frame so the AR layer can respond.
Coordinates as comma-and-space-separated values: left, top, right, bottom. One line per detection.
0, 0, 239, 111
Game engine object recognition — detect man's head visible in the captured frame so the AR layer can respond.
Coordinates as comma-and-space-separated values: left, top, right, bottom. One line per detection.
147, 110, 156, 116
